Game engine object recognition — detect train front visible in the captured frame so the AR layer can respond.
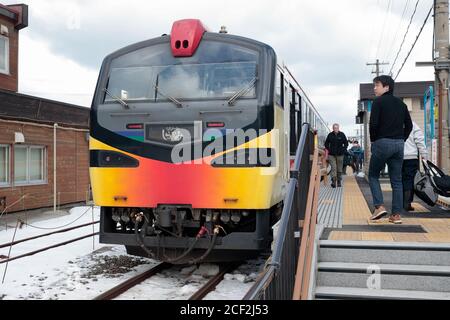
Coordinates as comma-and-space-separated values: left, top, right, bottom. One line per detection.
89, 20, 282, 263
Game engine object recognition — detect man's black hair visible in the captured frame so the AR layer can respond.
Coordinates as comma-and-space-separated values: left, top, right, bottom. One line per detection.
373, 75, 395, 94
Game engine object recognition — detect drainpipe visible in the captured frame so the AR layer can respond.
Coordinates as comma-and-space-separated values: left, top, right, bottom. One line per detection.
54, 123, 58, 213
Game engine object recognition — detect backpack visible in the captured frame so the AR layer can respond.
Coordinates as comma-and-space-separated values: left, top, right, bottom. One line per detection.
414, 161, 438, 206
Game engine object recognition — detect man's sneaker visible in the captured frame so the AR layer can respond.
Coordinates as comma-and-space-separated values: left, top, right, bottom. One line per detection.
337, 180, 342, 188
389, 214, 402, 224
370, 206, 388, 221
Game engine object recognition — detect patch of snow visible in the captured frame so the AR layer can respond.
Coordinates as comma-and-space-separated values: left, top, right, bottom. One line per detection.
0, 206, 269, 300
193, 264, 220, 277
0, 206, 158, 300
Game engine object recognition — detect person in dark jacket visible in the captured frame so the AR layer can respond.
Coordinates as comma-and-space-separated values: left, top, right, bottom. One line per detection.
350, 141, 364, 174
369, 75, 413, 225
324, 124, 348, 188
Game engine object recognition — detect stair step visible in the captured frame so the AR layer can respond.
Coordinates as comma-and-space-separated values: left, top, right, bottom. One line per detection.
319, 241, 450, 266
315, 286, 450, 300
318, 262, 450, 292
318, 262, 450, 276
319, 240, 450, 250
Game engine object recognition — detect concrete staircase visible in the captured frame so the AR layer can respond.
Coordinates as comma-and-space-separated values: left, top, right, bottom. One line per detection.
314, 241, 450, 300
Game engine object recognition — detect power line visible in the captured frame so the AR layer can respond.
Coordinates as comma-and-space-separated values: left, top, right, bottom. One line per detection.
394, 4, 434, 80
375, 0, 393, 59
385, 0, 411, 62
389, 0, 421, 75
365, 0, 386, 72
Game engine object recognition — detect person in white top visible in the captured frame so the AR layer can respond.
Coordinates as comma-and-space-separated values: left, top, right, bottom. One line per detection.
403, 121, 428, 211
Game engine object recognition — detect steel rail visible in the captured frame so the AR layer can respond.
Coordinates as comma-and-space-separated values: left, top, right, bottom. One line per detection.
0, 221, 99, 250
189, 263, 240, 300
0, 232, 99, 264
92, 262, 172, 300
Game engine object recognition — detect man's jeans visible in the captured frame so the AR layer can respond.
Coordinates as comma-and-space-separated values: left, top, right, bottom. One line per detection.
369, 139, 404, 214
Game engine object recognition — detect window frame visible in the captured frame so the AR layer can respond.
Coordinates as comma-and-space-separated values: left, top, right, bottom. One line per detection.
275, 68, 284, 108
14, 145, 47, 186
0, 35, 9, 75
0, 144, 10, 187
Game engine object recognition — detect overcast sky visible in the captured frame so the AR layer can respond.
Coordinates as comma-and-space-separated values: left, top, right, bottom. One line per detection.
4, 0, 435, 137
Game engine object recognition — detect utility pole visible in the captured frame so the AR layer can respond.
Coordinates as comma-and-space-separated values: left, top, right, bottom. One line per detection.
367, 59, 390, 77
435, 0, 450, 171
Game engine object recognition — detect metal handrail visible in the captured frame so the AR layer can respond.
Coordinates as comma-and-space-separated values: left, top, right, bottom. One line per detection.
271, 123, 311, 265
243, 123, 314, 300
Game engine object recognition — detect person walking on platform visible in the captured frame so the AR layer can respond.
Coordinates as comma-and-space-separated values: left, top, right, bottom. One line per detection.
350, 141, 364, 174
325, 124, 348, 188
403, 122, 428, 211
369, 75, 413, 224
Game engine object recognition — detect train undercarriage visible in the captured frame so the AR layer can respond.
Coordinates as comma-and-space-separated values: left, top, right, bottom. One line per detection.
99, 205, 282, 264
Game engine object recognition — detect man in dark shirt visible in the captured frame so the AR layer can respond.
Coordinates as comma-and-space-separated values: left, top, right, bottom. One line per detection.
369, 75, 413, 224
324, 124, 348, 188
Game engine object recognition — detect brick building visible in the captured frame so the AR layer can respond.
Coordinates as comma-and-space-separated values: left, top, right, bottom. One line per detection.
0, 3, 91, 213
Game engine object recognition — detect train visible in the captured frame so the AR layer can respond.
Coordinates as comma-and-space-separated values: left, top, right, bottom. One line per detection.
89, 19, 329, 264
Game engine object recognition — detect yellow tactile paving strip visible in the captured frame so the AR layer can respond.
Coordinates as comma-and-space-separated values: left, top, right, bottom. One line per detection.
328, 176, 450, 243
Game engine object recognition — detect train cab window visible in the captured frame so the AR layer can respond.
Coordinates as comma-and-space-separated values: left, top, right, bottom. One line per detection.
105, 41, 259, 103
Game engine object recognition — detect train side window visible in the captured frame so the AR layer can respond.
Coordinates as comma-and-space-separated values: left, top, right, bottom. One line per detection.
297, 93, 302, 141
303, 103, 308, 124
275, 70, 284, 108
289, 86, 297, 155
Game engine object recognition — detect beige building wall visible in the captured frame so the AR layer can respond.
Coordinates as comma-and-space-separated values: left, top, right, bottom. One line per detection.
403, 97, 425, 130
363, 97, 425, 175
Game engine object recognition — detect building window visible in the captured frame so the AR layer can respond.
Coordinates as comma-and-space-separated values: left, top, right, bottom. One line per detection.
0, 145, 10, 186
0, 35, 9, 75
14, 146, 46, 185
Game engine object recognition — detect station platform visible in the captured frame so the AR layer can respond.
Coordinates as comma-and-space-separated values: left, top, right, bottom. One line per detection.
318, 175, 450, 243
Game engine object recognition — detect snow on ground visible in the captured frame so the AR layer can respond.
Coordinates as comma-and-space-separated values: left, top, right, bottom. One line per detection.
0, 206, 157, 300
0, 206, 267, 300
115, 259, 266, 300
204, 259, 266, 300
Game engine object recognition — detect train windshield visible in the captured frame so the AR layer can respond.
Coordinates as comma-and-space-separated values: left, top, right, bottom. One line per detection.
104, 41, 259, 103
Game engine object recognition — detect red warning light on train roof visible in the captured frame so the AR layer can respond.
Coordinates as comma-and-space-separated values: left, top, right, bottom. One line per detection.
170, 19, 208, 57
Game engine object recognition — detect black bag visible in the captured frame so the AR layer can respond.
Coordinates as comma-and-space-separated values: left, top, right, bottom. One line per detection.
425, 160, 450, 197
414, 160, 438, 206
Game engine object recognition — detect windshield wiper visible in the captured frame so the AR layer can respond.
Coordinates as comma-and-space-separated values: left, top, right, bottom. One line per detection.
103, 88, 130, 109
154, 85, 183, 108
228, 77, 258, 106
153, 75, 182, 108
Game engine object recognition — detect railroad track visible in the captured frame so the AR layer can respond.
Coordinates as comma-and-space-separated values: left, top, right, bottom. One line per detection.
0, 221, 99, 264
0, 219, 100, 284
93, 262, 239, 300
